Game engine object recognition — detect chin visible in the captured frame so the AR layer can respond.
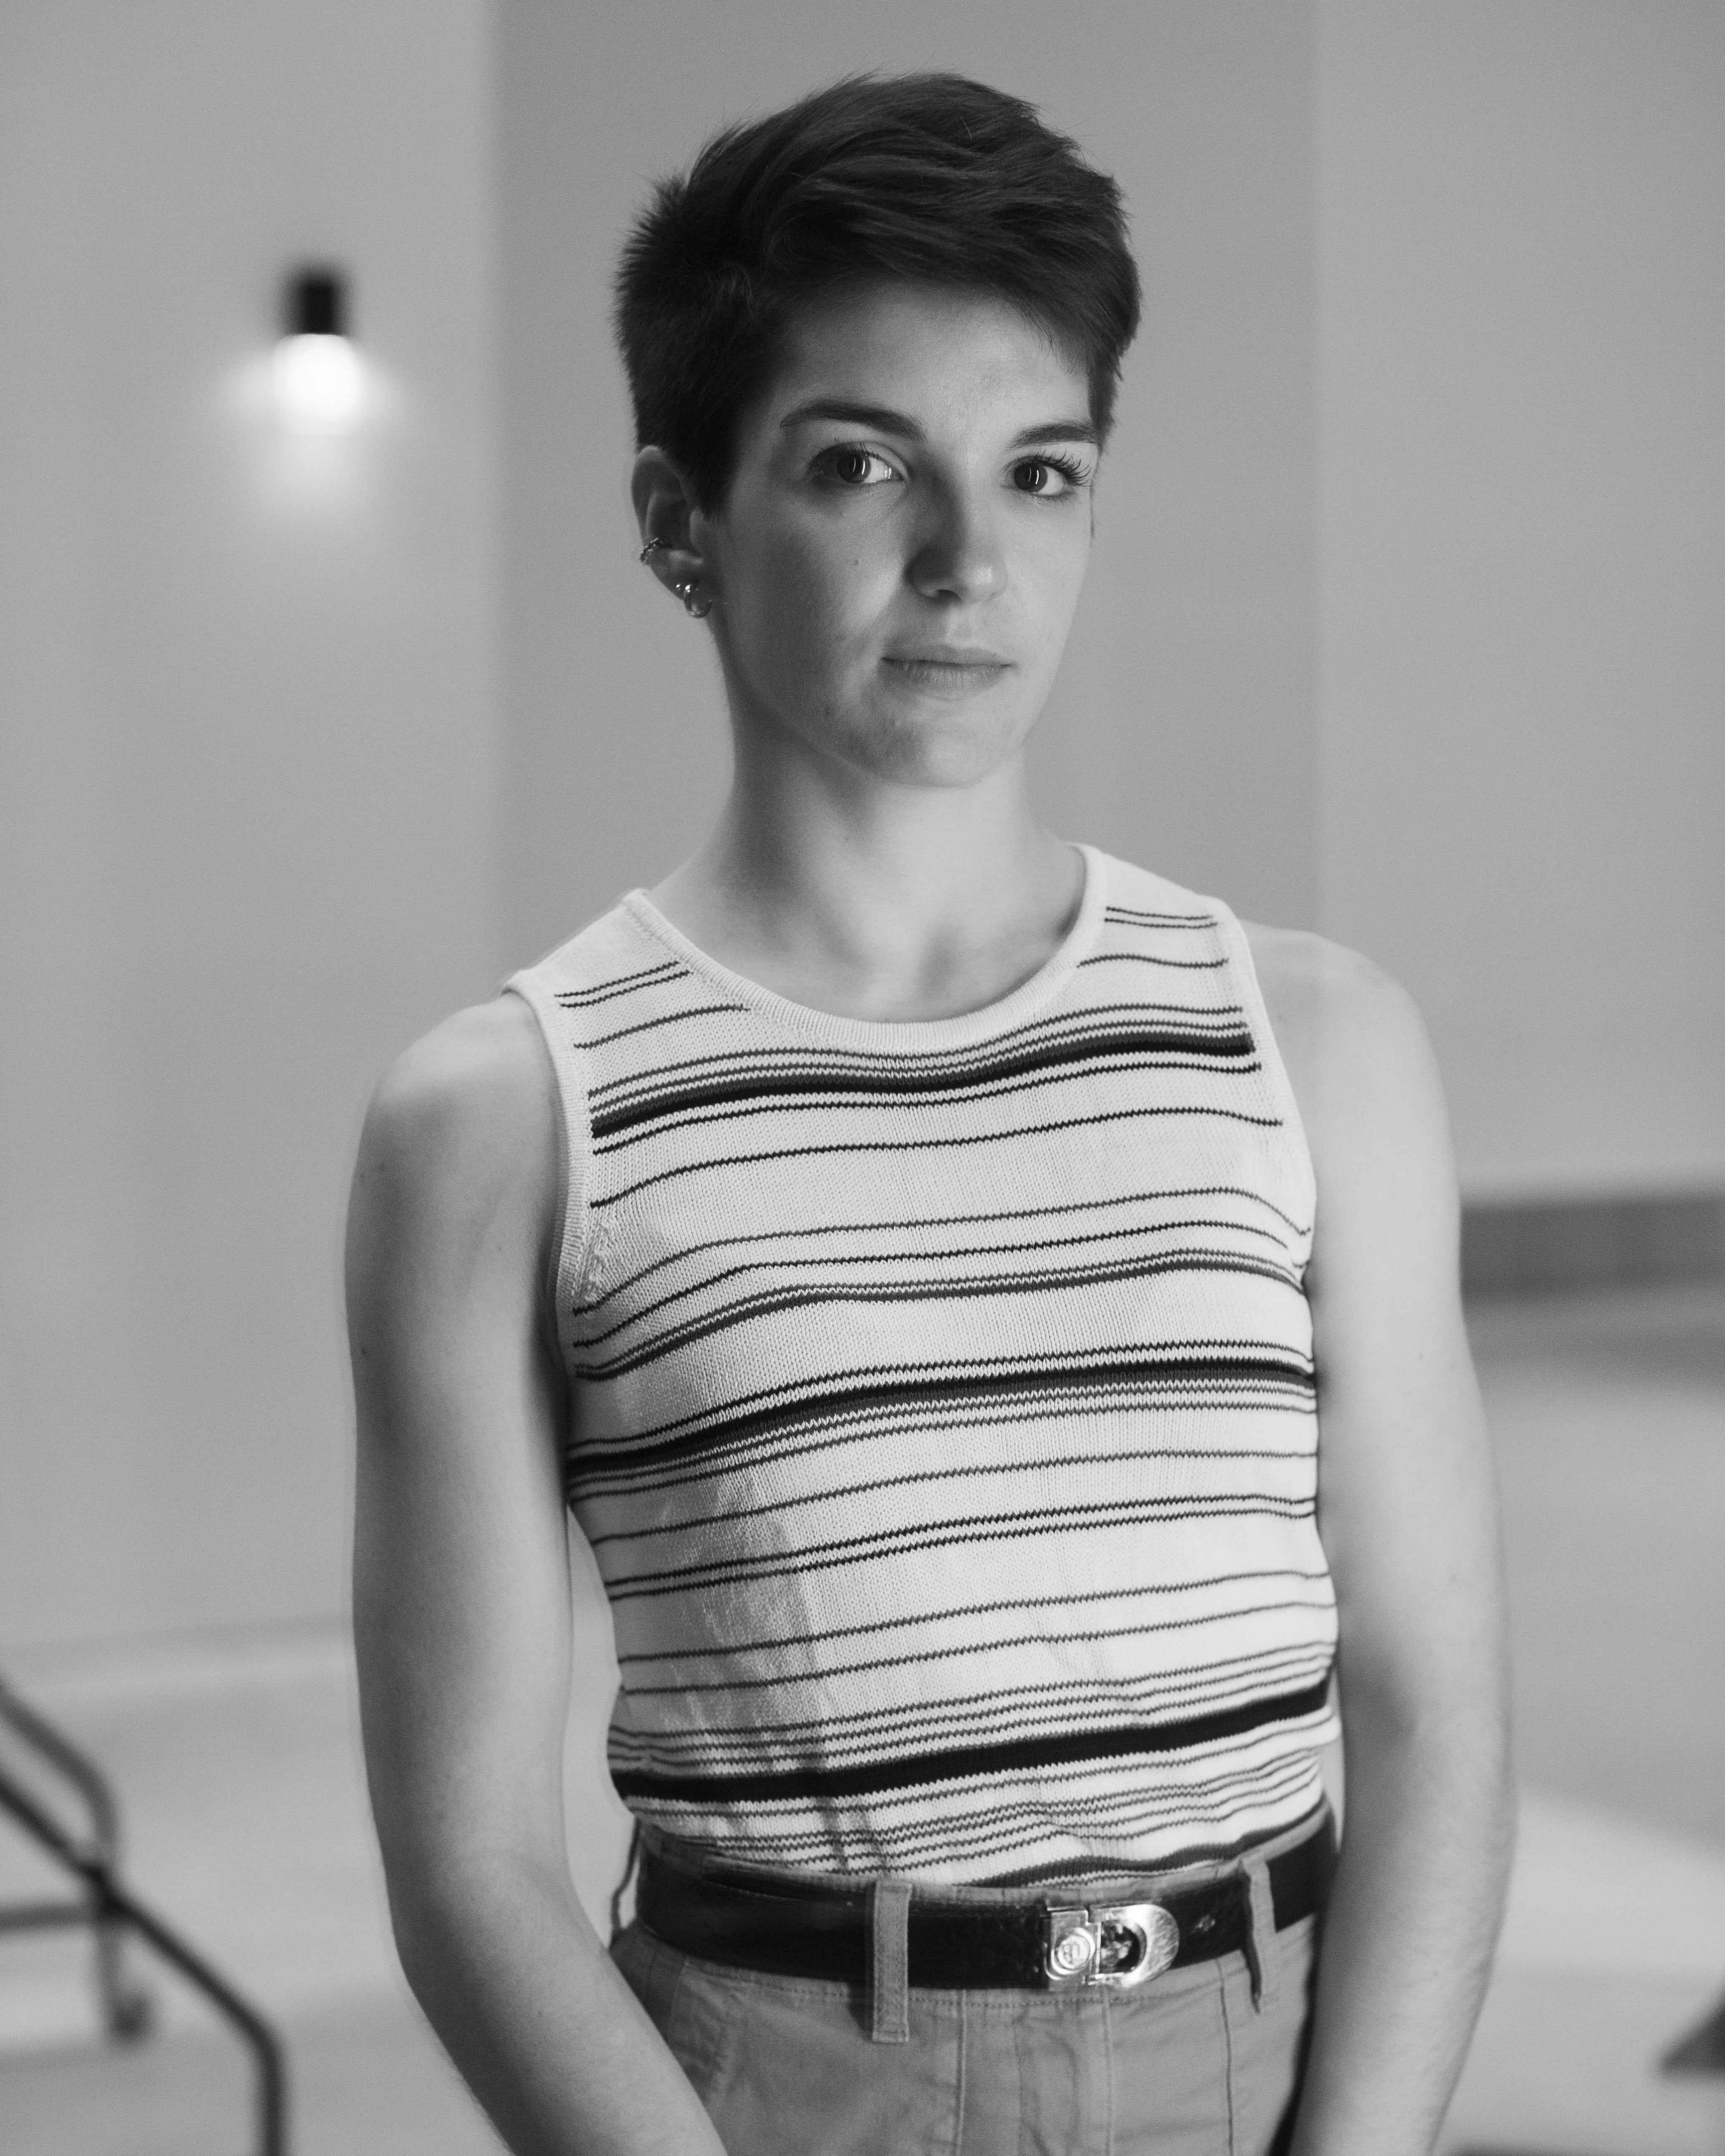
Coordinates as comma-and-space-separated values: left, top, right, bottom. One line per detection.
846, 708, 1029, 790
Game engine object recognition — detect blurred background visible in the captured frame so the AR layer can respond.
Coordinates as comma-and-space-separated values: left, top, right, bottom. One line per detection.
0, 3, 1720, 2150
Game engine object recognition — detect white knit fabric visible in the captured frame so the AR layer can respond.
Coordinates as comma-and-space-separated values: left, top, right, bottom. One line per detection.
507, 847, 1337, 1886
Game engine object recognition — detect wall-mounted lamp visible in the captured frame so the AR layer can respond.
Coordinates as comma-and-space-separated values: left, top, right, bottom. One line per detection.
272, 266, 364, 430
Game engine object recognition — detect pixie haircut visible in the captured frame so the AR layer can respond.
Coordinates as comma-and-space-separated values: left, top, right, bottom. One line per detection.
614, 73, 1141, 510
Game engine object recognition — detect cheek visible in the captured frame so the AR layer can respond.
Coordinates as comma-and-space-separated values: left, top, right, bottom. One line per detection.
1023, 527, 1090, 644
754, 538, 877, 668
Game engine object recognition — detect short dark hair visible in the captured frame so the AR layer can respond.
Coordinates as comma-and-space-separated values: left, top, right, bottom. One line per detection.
614, 73, 1141, 510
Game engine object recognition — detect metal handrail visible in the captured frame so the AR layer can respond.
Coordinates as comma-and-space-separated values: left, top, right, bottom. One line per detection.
0, 1683, 289, 2155
0, 1672, 149, 2040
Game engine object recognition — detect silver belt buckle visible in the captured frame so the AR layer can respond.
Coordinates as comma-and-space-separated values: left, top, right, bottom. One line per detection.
1045, 1899, 1180, 1988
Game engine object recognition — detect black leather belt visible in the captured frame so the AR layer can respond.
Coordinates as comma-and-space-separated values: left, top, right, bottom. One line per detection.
637, 1812, 1335, 1992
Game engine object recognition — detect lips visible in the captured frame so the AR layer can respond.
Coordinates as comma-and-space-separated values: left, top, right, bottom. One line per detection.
880, 650, 1012, 699
883, 647, 1011, 667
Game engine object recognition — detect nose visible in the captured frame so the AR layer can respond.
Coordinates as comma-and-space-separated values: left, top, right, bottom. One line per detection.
907, 484, 1006, 605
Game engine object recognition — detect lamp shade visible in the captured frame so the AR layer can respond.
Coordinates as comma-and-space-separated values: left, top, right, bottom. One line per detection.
272, 265, 363, 429
283, 267, 347, 340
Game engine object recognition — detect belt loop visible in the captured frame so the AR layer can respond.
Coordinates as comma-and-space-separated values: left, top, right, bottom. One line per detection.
870, 1879, 912, 2044
1242, 1858, 1278, 2015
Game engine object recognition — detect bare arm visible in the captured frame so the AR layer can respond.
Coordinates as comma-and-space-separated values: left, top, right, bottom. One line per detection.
1251, 929, 1515, 2156
346, 998, 726, 2156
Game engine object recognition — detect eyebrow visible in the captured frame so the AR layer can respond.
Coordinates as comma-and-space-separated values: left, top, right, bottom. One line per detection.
778, 398, 1100, 450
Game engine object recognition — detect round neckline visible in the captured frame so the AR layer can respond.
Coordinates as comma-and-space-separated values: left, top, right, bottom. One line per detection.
621, 842, 1107, 1052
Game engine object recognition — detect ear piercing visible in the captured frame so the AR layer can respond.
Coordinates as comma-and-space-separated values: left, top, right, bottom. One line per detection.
640, 536, 711, 616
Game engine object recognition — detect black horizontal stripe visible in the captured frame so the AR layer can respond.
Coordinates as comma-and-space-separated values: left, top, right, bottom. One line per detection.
616, 1683, 1339, 1799
575, 1381, 1313, 1515
573, 1391, 1312, 1514
667, 1738, 1326, 1820
589, 1445, 1316, 1553
586, 995, 1245, 1099
585, 1183, 1310, 1312
610, 1677, 1333, 1803
575, 1392, 1313, 1521
575, 1327, 1313, 1445
683, 1752, 1324, 1864
599, 1494, 1316, 1603
553, 958, 686, 1007
623, 1757, 1332, 1856
583, 1215, 1297, 1347
593, 1059, 1265, 1162
619, 1662, 1339, 1773
727, 1747, 1321, 1838
1102, 907, 1218, 929
631, 1686, 1333, 1775
619, 1633, 1331, 1725
592, 1031, 1257, 1142
585, 1001, 753, 1050
589, 1101, 1284, 1209
572, 1343, 1312, 1465
624, 1623, 1333, 1712
586, 987, 1251, 1087
615, 1565, 1333, 1664
576, 1245, 1296, 1381
1077, 952, 1229, 972
619, 1634, 1334, 1727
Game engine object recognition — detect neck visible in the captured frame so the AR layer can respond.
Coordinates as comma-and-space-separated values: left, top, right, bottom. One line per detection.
648, 746, 1083, 1023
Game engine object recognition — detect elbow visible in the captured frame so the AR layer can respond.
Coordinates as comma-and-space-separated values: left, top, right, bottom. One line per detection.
1341, 1664, 1516, 1834
376, 1856, 465, 2005
378, 1836, 587, 1997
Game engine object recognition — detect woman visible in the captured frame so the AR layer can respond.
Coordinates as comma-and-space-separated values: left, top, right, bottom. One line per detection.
346, 73, 1512, 2156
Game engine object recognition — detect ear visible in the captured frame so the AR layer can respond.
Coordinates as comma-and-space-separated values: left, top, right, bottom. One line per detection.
631, 446, 706, 591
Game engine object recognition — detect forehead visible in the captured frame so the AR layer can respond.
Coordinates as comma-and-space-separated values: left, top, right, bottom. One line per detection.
757, 281, 1091, 434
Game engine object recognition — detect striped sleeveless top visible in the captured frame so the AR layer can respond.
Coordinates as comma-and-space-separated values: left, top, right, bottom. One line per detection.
507, 847, 1337, 1887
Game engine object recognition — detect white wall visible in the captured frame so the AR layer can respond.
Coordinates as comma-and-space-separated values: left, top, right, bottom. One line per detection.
495, 0, 1321, 962
5, 3, 1720, 1660
1316, 3, 1725, 1200
0, 1, 502, 1648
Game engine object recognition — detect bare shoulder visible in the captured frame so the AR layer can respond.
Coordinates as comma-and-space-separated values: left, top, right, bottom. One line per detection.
1239, 920, 1459, 1304
1241, 923, 1443, 1160
366, 995, 551, 1160
349, 995, 557, 1285
1240, 921, 1419, 1064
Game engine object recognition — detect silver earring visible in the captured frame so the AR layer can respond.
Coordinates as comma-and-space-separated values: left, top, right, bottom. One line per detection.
639, 536, 668, 562
674, 580, 713, 620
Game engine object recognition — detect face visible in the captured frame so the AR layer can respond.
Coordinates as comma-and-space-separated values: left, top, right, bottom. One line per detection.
688, 283, 1099, 791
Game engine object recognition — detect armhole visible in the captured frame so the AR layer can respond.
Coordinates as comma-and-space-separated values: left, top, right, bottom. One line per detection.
1208, 899, 1319, 1257
502, 969, 595, 1387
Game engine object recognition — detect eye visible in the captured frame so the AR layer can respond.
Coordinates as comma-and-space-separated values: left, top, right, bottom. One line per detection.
1011, 456, 1091, 497
817, 444, 899, 488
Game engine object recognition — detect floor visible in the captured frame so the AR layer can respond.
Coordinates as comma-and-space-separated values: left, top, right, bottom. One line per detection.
0, 1280, 1720, 2153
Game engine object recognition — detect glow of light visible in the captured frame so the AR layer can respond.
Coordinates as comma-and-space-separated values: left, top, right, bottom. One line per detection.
271, 332, 366, 431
